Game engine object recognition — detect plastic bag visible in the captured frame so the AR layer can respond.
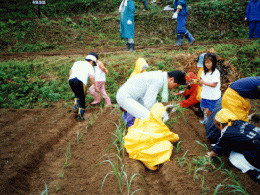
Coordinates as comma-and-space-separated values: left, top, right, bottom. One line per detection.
124, 103, 179, 170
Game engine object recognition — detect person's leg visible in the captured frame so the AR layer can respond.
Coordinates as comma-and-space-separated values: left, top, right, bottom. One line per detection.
142, 0, 148, 10
248, 21, 255, 39
117, 89, 150, 120
174, 16, 186, 46
229, 151, 260, 183
200, 99, 208, 124
69, 78, 86, 120
254, 21, 260, 38
89, 84, 101, 104
184, 30, 195, 45
99, 81, 111, 106
128, 38, 134, 51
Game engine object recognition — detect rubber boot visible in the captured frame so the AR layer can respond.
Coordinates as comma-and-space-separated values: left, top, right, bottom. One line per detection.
125, 43, 130, 51
199, 109, 207, 125
184, 31, 195, 45
129, 43, 134, 52
78, 108, 86, 121
173, 34, 183, 46
73, 98, 80, 113
105, 97, 112, 107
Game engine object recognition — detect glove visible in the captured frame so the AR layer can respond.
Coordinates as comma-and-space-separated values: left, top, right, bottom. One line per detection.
245, 17, 247, 21
164, 104, 179, 113
162, 112, 169, 122
127, 20, 132, 25
172, 12, 178, 19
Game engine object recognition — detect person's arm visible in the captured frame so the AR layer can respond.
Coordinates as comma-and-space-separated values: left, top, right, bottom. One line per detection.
97, 60, 108, 74
199, 78, 218, 87
89, 74, 100, 92
69, 69, 72, 77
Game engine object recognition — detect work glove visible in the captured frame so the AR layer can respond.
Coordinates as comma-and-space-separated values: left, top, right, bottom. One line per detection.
244, 17, 247, 21
162, 111, 169, 122
127, 20, 132, 25
164, 104, 179, 113
172, 12, 178, 19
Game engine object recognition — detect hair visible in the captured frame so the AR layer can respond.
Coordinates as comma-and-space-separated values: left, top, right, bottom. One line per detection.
214, 119, 234, 130
167, 70, 186, 85
203, 53, 217, 75
89, 52, 99, 60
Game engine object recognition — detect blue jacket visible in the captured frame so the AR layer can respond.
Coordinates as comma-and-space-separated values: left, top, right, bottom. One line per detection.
173, 0, 188, 16
245, 0, 260, 21
211, 120, 260, 169
120, 0, 135, 39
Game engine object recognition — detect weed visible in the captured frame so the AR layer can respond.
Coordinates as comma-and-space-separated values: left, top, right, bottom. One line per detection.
201, 176, 209, 195
107, 119, 126, 157
97, 155, 145, 194
195, 140, 208, 151
58, 143, 71, 178
177, 150, 189, 168
76, 127, 87, 145
173, 141, 182, 153
41, 183, 48, 195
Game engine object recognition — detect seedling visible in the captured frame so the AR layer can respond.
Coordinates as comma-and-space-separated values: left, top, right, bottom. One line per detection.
76, 127, 87, 144
177, 150, 189, 168
41, 183, 48, 195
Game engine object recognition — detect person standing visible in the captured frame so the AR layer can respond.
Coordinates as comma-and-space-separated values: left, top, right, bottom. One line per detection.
172, 0, 195, 46
116, 70, 186, 121
88, 52, 111, 107
119, 0, 135, 51
68, 54, 99, 121
199, 53, 221, 124
245, 0, 260, 39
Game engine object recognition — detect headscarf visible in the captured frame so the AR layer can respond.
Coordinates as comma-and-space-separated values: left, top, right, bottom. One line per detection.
215, 108, 238, 126
130, 58, 149, 78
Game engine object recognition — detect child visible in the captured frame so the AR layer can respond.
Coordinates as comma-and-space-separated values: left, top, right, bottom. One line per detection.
245, 0, 260, 39
69, 54, 99, 121
199, 53, 221, 124
175, 72, 203, 117
206, 108, 260, 183
89, 52, 111, 107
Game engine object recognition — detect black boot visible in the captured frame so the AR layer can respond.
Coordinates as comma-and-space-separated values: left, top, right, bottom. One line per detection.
126, 43, 130, 51
129, 43, 134, 52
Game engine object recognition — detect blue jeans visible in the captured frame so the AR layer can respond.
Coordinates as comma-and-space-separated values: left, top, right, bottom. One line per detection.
249, 21, 260, 39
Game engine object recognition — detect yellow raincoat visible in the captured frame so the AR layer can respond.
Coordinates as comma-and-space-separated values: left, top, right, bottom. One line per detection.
222, 87, 251, 122
195, 67, 203, 101
130, 58, 148, 78
124, 103, 179, 170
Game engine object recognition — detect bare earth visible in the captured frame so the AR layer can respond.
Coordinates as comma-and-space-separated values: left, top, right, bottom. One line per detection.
1, 45, 260, 194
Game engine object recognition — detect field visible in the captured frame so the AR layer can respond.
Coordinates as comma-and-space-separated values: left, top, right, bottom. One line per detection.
1, 44, 260, 194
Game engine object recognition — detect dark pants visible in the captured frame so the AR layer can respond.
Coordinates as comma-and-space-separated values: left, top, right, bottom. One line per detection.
142, 0, 148, 10
69, 78, 86, 109
249, 21, 260, 39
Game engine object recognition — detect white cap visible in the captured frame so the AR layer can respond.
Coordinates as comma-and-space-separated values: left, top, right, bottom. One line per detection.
85, 55, 97, 63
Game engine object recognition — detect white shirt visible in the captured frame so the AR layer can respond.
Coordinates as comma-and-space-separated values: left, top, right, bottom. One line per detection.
201, 69, 221, 100
94, 65, 106, 82
69, 61, 94, 86
119, 71, 165, 110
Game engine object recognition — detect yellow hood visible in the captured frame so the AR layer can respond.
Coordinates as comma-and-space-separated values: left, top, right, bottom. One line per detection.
130, 58, 148, 78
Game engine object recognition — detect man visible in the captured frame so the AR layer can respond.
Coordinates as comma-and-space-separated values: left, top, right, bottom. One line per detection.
68, 54, 99, 121
172, 0, 195, 46
116, 70, 186, 120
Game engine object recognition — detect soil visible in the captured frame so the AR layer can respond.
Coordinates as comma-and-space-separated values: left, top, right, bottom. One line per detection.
1, 45, 260, 194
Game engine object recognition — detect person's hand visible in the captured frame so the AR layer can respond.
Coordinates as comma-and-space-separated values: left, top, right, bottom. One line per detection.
162, 112, 169, 122
174, 91, 184, 95
188, 79, 195, 85
206, 151, 216, 158
127, 20, 132, 25
245, 17, 247, 21
172, 11, 178, 19
198, 78, 204, 85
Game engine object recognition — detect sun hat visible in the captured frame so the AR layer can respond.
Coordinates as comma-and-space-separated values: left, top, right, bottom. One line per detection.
215, 108, 238, 126
85, 55, 97, 65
